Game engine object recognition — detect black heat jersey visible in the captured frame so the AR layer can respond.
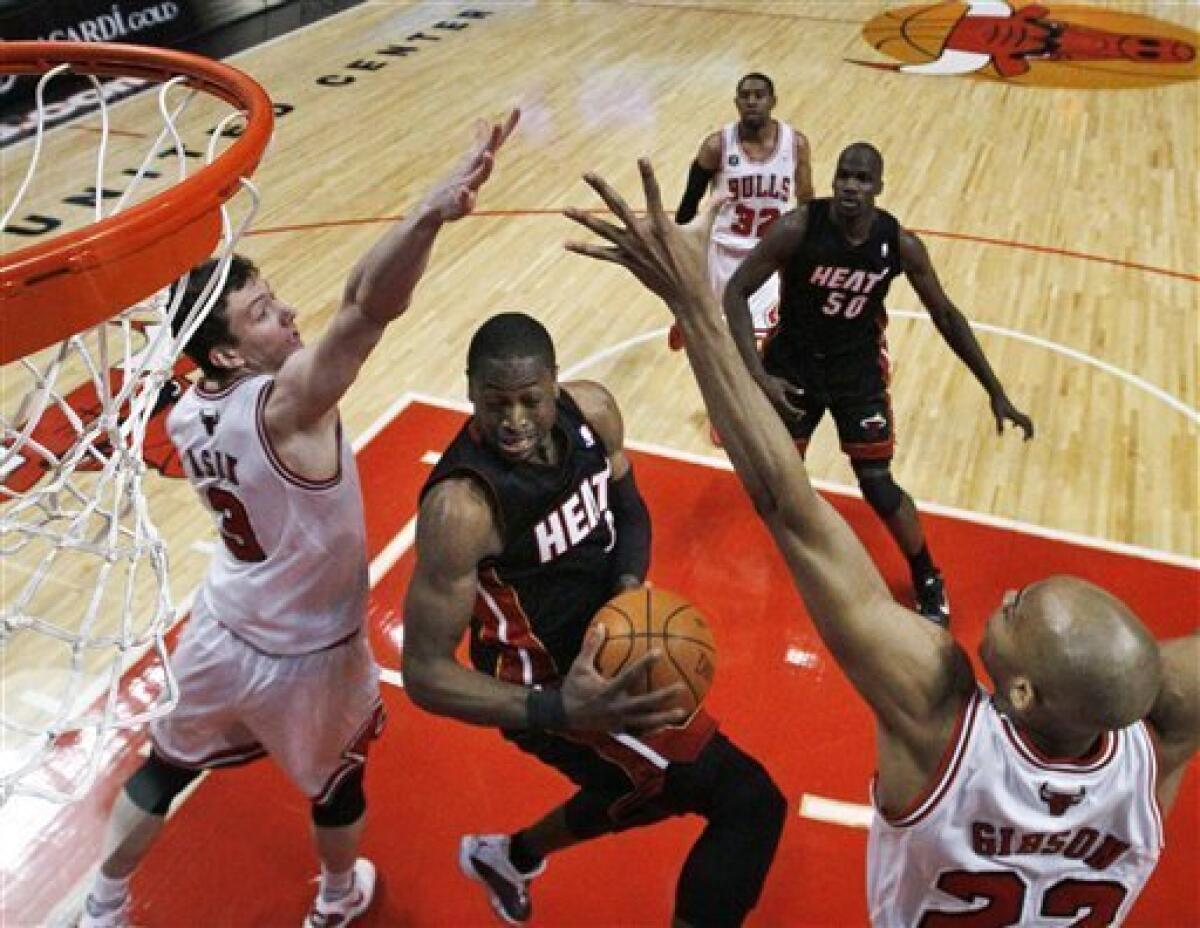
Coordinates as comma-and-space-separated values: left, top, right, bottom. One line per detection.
421, 392, 618, 686
773, 198, 903, 359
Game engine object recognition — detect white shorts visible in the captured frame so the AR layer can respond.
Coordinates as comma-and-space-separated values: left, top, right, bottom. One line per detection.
151, 610, 383, 801
709, 241, 780, 336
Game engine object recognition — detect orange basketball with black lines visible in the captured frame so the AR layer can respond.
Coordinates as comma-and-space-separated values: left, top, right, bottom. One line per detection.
589, 587, 716, 717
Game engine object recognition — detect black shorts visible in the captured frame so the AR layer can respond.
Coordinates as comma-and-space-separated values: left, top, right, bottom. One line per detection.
504, 726, 741, 828
503, 726, 784, 926
762, 336, 894, 460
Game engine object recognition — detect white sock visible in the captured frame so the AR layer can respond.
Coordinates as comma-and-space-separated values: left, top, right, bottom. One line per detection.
89, 871, 130, 909
320, 865, 355, 901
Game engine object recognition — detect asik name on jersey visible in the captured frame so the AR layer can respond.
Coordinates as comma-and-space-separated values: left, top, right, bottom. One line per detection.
726, 173, 791, 203
533, 465, 614, 564
971, 821, 1132, 870
181, 448, 242, 485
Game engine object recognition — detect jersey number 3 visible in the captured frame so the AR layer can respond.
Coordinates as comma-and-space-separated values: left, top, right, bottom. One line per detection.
729, 205, 780, 238
918, 870, 1128, 927
205, 487, 267, 562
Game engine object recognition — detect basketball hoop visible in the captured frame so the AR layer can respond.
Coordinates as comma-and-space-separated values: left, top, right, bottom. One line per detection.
1, 42, 273, 805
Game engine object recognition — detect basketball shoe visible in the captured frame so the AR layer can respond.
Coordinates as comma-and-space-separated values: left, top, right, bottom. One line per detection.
79, 894, 129, 928
916, 572, 950, 627
303, 858, 376, 928
459, 834, 547, 925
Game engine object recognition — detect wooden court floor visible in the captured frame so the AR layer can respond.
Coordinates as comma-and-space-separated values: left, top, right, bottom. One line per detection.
1, 0, 1197, 923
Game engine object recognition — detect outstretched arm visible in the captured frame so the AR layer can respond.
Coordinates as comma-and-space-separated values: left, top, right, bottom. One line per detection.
1148, 632, 1200, 811
565, 161, 973, 753
269, 110, 520, 433
899, 229, 1034, 440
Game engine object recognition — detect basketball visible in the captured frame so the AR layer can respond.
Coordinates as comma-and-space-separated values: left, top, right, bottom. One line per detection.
589, 587, 716, 717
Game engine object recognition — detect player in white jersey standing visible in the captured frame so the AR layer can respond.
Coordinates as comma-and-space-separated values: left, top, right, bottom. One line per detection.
80, 109, 519, 928
668, 72, 812, 353
565, 159, 1199, 927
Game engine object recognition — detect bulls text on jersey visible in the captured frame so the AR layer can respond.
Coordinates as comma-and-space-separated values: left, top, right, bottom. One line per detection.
726, 174, 791, 203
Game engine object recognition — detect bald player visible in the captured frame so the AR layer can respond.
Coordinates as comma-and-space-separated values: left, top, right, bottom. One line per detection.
565, 159, 1199, 926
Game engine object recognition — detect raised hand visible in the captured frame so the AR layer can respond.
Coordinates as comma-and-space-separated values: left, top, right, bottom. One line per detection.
560, 625, 687, 733
990, 392, 1035, 440
426, 108, 520, 221
564, 158, 723, 318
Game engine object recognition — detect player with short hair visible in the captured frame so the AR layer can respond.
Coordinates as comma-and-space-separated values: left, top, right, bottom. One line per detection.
724, 141, 1034, 624
79, 110, 518, 928
668, 71, 813, 353
565, 158, 1198, 927
402, 311, 786, 927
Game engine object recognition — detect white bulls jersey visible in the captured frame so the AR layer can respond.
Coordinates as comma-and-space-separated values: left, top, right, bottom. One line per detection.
709, 120, 796, 333
867, 687, 1163, 926
710, 120, 796, 253
168, 374, 368, 655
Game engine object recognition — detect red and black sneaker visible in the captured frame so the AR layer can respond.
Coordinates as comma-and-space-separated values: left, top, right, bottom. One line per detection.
459, 834, 546, 925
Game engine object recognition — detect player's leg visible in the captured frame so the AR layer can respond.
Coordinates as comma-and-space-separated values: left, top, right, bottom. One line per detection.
665, 732, 786, 927
80, 753, 204, 927
247, 635, 384, 928
308, 765, 375, 928
460, 730, 647, 923
81, 614, 257, 926
832, 383, 949, 625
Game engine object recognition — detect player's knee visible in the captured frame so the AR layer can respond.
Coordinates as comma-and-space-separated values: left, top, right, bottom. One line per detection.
311, 766, 366, 829
563, 789, 619, 840
677, 753, 785, 926
853, 461, 905, 518
124, 751, 201, 816
722, 755, 786, 841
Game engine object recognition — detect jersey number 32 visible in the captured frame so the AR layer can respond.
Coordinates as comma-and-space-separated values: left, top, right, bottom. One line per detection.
729, 204, 781, 238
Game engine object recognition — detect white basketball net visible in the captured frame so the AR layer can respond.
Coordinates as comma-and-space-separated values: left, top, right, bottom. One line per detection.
1, 64, 263, 805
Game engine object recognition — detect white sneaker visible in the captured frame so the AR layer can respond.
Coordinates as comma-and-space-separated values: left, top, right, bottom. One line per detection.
79, 894, 129, 928
302, 858, 376, 928
459, 834, 546, 925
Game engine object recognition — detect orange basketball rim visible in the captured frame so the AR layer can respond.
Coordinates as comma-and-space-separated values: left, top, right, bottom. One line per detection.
0, 41, 273, 364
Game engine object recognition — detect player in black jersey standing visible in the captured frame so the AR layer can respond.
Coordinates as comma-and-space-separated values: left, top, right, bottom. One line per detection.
403, 312, 785, 927
724, 142, 1034, 625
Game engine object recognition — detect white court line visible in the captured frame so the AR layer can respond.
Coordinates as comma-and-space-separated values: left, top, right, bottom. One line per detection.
799, 793, 874, 830
368, 517, 417, 586
889, 310, 1200, 425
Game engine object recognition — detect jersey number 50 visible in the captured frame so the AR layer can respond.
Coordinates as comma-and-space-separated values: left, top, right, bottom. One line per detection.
729, 205, 781, 238
918, 870, 1128, 927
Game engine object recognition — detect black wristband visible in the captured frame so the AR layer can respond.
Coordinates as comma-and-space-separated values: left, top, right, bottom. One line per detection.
526, 686, 568, 732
